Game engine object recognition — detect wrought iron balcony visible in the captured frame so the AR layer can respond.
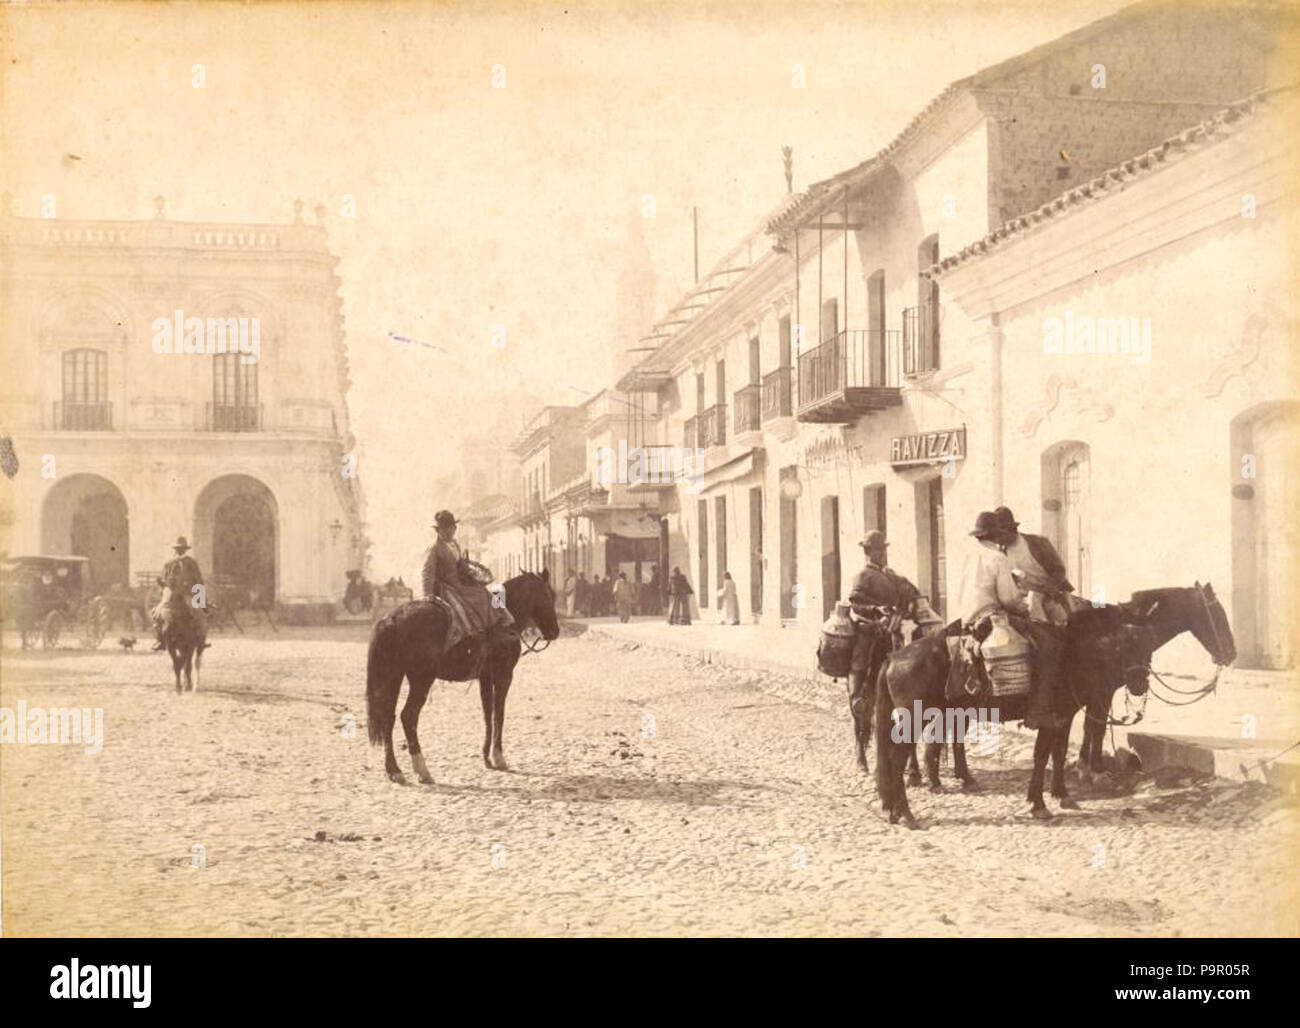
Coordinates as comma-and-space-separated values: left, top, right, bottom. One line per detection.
700, 403, 727, 448
796, 329, 903, 423
206, 402, 263, 432
902, 303, 940, 375
683, 415, 700, 452
734, 385, 761, 435
54, 401, 112, 430
761, 367, 793, 421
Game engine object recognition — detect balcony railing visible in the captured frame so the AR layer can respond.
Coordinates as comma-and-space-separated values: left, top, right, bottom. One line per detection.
902, 303, 940, 375
797, 329, 902, 405
796, 330, 904, 423
206, 402, 263, 432
734, 385, 761, 434
700, 403, 727, 449
54, 401, 112, 431
683, 415, 700, 452
761, 366, 793, 421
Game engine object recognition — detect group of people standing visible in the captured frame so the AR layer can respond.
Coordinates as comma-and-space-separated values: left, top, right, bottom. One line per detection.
562, 566, 664, 622
664, 566, 740, 626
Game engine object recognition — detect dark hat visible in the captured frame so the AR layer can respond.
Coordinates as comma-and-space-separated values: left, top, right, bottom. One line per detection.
433, 510, 457, 529
859, 529, 888, 550
173, 536, 191, 552
993, 506, 1019, 532
970, 511, 1002, 540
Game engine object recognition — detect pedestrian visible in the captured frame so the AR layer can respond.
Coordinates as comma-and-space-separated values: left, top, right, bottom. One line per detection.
668, 566, 693, 625
576, 572, 589, 617
646, 565, 663, 616
613, 571, 634, 623
717, 570, 740, 625
563, 570, 577, 617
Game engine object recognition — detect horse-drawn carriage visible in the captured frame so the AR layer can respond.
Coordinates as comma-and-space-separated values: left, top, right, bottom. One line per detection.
371, 577, 414, 622
0, 555, 111, 649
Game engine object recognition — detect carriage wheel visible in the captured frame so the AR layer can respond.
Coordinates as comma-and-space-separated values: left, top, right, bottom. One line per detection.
43, 610, 65, 649
81, 597, 110, 649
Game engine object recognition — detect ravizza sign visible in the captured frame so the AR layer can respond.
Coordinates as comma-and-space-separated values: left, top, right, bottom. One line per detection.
889, 427, 966, 467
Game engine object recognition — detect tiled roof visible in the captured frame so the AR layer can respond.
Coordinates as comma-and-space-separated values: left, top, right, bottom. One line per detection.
926, 88, 1288, 277
765, 0, 1172, 238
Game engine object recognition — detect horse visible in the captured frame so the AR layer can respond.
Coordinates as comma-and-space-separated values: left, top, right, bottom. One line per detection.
162, 601, 207, 694
846, 615, 968, 787
873, 583, 1234, 827
365, 570, 559, 784
1076, 581, 1235, 781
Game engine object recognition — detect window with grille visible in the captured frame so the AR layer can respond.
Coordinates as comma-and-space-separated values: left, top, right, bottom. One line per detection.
61, 350, 110, 429
214, 353, 258, 407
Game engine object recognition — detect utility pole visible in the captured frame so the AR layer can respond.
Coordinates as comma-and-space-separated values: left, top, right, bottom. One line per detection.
693, 206, 699, 284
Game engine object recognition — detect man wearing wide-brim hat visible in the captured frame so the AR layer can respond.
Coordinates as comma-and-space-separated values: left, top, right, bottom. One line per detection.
992, 505, 1075, 622
844, 528, 945, 769
965, 510, 1064, 729
422, 510, 512, 670
152, 535, 205, 650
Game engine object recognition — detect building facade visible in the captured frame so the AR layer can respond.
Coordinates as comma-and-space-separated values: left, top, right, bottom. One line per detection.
930, 89, 1299, 671
461, 1, 1296, 667
0, 202, 366, 621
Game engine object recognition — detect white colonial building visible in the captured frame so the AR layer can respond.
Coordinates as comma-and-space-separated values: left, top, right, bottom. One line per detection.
0, 199, 367, 621
930, 89, 1299, 671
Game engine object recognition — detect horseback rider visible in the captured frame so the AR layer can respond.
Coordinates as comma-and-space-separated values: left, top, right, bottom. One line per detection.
849, 531, 944, 641
846, 530, 943, 692
151, 536, 205, 651
993, 506, 1078, 624
965, 510, 1064, 729
422, 510, 513, 672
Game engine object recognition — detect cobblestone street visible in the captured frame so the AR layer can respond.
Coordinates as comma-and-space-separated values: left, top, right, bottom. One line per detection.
3, 627, 1297, 937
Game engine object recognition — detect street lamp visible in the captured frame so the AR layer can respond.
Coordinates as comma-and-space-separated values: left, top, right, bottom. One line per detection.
329, 518, 343, 542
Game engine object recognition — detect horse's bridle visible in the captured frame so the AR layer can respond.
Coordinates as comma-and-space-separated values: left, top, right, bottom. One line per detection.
520, 624, 551, 654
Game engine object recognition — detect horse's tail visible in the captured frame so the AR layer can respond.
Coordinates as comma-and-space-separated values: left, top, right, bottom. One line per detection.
873, 661, 896, 805
366, 624, 395, 747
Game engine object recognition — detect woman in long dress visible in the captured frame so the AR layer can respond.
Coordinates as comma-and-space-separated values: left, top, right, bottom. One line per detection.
613, 571, 634, 623
717, 571, 740, 625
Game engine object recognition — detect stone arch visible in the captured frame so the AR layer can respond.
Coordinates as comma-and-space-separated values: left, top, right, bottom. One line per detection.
40, 473, 131, 591
1040, 439, 1091, 595
193, 474, 279, 606
1230, 400, 1299, 669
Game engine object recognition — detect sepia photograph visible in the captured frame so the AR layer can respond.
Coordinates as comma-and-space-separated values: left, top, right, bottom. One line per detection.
1, 0, 1298, 967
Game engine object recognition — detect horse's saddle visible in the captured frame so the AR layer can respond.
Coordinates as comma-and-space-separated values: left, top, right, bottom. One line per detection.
438, 622, 518, 683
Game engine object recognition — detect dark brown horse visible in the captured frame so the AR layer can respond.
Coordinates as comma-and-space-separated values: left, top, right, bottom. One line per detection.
847, 616, 971, 789
874, 584, 1234, 827
162, 601, 207, 694
365, 570, 559, 784
1076, 582, 1235, 780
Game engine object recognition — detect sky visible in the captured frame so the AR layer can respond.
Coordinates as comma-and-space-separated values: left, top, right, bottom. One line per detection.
1, 0, 1132, 575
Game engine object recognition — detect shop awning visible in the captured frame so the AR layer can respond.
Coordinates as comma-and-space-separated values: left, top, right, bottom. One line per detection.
692, 448, 763, 495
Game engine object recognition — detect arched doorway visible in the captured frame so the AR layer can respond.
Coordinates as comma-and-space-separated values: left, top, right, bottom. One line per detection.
194, 475, 278, 607
1041, 441, 1091, 595
1232, 403, 1298, 669
41, 474, 129, 592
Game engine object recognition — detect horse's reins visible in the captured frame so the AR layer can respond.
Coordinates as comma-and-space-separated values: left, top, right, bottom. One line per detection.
521, 626, 551, 654
1143, 588, 1227, 707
